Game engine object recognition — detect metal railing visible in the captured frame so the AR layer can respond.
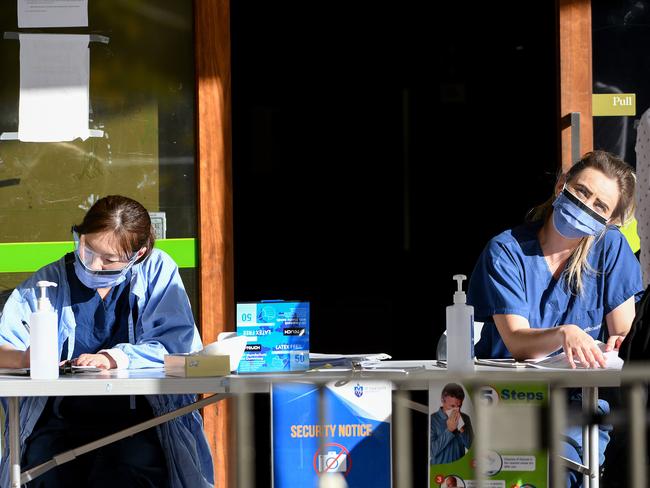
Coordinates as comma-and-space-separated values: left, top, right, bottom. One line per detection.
231, 364, 650, 488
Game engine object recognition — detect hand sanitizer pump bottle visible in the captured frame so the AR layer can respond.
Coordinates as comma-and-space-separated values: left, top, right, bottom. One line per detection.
30, 280, 59, 380
446, 274, 474, 372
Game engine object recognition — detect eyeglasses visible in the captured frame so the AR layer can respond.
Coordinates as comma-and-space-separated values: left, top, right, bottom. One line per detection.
72, 229, 139, 275
562, 185, 610, 224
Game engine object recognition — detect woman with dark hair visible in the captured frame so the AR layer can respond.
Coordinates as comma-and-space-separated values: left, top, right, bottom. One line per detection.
0, 195, 213, 487
467, 150, 644, 487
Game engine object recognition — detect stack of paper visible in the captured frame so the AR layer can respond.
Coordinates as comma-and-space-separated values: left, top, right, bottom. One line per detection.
526, 341, 623, 370
308, 353, 391, 370
474, 341, 624, 370
0, 364, 102, 377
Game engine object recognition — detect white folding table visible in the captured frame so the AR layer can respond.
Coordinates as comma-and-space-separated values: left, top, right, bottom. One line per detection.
0, 365, 626, 488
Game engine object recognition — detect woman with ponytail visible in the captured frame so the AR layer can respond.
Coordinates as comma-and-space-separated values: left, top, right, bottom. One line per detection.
467, 150, 643, 487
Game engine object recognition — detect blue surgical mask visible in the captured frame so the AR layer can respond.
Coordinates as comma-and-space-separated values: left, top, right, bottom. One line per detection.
552, 188, 608, 239
70, 229, 141, 289
73, 256, 133, 289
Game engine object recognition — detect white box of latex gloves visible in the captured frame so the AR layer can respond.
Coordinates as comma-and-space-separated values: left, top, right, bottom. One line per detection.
236, 300, 309, 373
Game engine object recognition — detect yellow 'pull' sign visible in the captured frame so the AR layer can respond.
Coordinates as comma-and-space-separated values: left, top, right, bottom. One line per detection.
592, 93, 636, 116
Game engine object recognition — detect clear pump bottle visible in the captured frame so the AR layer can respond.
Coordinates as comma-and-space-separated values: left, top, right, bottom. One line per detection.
446, 274, 475, 372
30, 280, 59, 380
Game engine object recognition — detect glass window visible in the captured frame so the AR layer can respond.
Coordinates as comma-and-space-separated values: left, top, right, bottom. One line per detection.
0, 1, 198, 312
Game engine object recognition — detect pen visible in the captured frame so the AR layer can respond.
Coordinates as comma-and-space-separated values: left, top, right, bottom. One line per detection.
21, 320, 29, 333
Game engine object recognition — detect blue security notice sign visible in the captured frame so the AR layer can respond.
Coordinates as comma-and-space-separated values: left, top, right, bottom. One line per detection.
272, 381, 392, 487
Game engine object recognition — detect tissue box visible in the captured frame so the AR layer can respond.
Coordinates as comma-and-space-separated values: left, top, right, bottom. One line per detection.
164, 353, 230, 377
201, 333, 249, 371
236, 300, 309, 373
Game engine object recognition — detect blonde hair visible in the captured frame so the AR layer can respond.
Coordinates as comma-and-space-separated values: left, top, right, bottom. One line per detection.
527, 150, 636, 295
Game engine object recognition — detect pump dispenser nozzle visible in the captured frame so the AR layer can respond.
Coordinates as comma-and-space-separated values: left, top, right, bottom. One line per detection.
35, 281, 57, 311
452, 274, 467, 304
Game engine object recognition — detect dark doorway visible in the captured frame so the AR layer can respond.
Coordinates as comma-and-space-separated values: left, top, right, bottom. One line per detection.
231, 2, 558, 485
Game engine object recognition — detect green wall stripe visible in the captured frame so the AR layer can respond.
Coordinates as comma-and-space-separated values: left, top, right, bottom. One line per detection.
155, 239, 197, 268
0, 238, 197, 273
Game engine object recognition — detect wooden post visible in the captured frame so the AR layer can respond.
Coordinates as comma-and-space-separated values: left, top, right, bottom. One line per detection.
195, 0, 235, 486
558, 0, 593, 171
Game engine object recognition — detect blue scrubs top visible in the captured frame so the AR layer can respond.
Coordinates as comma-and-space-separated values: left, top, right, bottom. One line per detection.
61, 253, 133, 360
468, 222, 643, 359
58, 253, 137, 415
0, 249, 213, 487
42, 254, 146, 422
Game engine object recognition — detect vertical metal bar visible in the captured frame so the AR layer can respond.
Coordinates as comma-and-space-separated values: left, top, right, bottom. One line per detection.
551, 387, 567, 488
237, 393, 255, 488
318, 383, 327, 474
317, 383, 349, 488
629, 383, 647, 487
582, 387, 591, 488
571, 112, 581, 164
393, 390, 412, 488
589, 387, 599, 488
474, 383, 488, 487
9, 397, 20, 488
583, 387, 600, 488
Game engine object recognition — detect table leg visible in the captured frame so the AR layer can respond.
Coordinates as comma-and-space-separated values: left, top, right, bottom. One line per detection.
9, 397, 20, 488
629, 383, 647, 486
551, 387, 568, 488
582, 387, 599, 488
588, 387, 599, 488
582, 386, 590, 488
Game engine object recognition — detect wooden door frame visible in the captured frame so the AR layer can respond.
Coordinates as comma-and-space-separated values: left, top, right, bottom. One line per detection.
557, 0, 593, 171
195, 0, 235, 486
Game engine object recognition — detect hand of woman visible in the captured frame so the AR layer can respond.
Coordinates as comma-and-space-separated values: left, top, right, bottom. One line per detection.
0, 345, 31, 369
21, 347, 30, 368
605, 334, 625, 352
560, 325, 606, 368
73, 352, 117, 369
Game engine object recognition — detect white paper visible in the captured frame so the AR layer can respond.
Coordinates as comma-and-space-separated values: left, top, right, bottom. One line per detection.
360, 360, 433, 369
18, 34, 90, 142
69, 365, 102, 372
526, 341, 623, 370
309, 352, 391, 369
309, 352, 391, 362
18, 0, 88, 28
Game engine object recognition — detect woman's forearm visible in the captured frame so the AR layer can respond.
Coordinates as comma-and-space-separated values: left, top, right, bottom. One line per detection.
507, 327, 565, 360
0, 344, 28, 368
494, 314, 565, 360
504, 323, 604, 367
606, 296, 636, 338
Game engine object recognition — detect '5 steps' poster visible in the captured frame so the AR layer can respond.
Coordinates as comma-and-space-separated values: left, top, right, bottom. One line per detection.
429, 381, 548, 488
